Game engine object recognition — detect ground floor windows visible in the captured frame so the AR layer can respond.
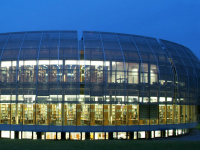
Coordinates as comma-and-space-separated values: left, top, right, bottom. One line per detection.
138, 131, 145, 138
133, 132, 137, 140
155, 131, 161, 138
22, 131, 33, 139
94, 132, 107, 140
116, 132, 126, 139
45, 132, 61, 140
70, 132, 81, 140
0, 129, 192, 140
1, 131, 10, 138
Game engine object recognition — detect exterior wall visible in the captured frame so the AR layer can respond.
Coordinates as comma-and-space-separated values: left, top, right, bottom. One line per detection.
0, 31, 199, 139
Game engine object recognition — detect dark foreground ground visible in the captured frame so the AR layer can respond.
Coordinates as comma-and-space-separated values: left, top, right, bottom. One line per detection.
0, 129, 200, 150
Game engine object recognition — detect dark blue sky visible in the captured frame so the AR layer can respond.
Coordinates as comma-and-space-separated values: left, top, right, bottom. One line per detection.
0, 0, 199, 59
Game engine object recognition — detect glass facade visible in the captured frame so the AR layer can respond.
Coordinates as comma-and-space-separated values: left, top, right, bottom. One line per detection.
0, 31, 199, 140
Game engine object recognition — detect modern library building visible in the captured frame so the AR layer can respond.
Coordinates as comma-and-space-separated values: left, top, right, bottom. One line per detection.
0, 31, 199, 140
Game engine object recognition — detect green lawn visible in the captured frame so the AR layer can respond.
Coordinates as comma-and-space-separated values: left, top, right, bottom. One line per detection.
195, 123, 200, 130
0, 139, 199, 150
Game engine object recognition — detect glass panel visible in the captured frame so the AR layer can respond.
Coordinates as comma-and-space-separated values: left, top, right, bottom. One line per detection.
46, 132, 56, 140
38, 60, 49, 82
128, 63, 139, 84
70, 132, 81, 140
103, 104, 110, 125
81, 104, 90, 125
0, 61, 16, 82
159, 105, 166, 124
90, 61, 104, 82
49, 104, 62, 125
66, 104, 76, 125
180, 105, 185, 123
49, 60, 62, 82
150, 64, 158, 84
0, 103, 11, 124
185, 105, 189, 123
174, 105, 180, 124
127, 105, 139, 125
95, 104, 103, 125
36, 104, 47, 125
167, 105, 173, 124
64, 60, 79, 82
95, 132, 105, 140
140, 63, 148, 83
23, 104, 34, 125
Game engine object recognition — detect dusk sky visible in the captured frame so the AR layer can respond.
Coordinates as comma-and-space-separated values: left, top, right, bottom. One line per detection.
0, 0, 199, 59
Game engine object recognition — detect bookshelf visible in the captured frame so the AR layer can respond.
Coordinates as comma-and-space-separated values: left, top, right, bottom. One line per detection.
133, 106, 139, 125
36, 104, 47, 125
67, 104, 76, 125
122, 106, 127, 125
127, 105, 132, 125
49, 104, 61, 125
23, 104, 34, 124
17, 104, 23, 124
112, 105, 115, 125
180, 105, 185, 123
50, 104, 56, 125
11, 104, 16, 124
103, 105, 109, 125
90, 104, 95, 125
159, 105, 166, 124
95, 104, 103, 125
115, 105, 121, 125
80, 104, 90, 125
0, 104, 10, 124
167, 105, 173, 124
63, 104, 67, 125
76, 104, 81, 125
